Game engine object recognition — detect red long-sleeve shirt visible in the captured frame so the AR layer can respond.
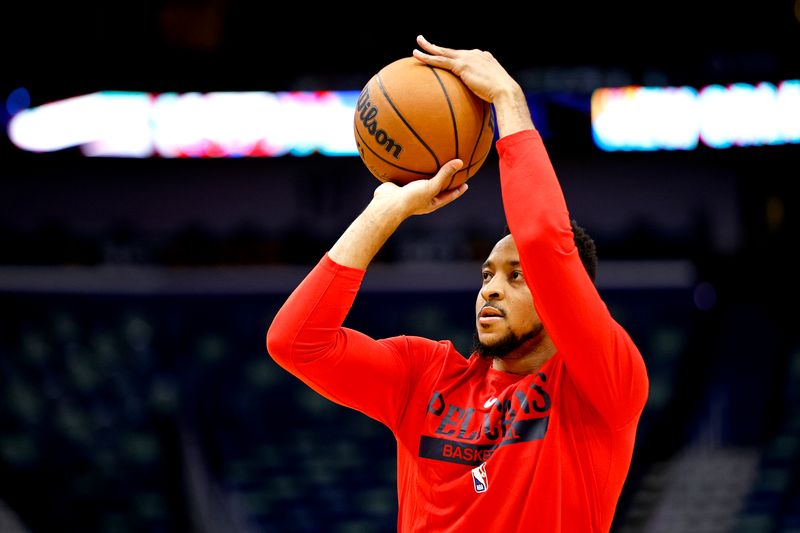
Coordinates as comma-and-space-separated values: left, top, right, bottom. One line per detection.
267, 129, 649, 532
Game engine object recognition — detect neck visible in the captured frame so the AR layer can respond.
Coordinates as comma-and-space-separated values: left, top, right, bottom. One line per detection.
491, 332, 556, 374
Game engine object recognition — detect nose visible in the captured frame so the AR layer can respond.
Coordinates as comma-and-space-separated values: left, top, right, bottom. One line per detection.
480, 276, 505, 302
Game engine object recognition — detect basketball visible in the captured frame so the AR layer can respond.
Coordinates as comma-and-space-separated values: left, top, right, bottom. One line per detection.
353, 56, 495, 189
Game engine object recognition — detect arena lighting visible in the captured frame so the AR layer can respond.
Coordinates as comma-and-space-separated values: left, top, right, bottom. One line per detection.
592, 80, 800, 151
7, 90, 361, 157
7, 81, 800, 157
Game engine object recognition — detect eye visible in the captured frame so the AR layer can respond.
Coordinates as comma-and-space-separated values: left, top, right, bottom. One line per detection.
511, 270, 524, 281
482, 271, 493, 282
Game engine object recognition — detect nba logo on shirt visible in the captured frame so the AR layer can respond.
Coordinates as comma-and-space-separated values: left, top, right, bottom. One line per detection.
472, 462, 488, 493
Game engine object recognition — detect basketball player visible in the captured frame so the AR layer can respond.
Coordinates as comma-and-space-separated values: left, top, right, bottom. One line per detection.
267, 35, 649, 532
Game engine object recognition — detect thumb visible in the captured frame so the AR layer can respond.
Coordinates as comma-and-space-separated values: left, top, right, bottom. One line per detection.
430, 159, 464, 192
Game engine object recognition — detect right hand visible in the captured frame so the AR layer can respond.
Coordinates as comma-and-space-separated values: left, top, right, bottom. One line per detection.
412, 35, 520, 105
373, 159, 468, 218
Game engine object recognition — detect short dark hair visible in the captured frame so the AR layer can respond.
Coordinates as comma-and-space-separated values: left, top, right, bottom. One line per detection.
502, 219, 598, 283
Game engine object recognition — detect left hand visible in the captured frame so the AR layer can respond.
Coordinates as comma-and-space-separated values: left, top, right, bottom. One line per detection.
372, 159, 468, 218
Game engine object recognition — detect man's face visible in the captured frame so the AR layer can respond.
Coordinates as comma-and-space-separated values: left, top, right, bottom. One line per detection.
474, 235, 542, 358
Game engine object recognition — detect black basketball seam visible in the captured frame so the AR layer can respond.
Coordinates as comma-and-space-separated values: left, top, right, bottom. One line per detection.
465, 149, 490, 173
466, 103, 489, 178
430, 68, 459, 190
354, 125, 432, 178
376, 72, 440, 170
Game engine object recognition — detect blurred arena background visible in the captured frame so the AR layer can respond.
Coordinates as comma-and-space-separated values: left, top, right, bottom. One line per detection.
1, 2, 799, 532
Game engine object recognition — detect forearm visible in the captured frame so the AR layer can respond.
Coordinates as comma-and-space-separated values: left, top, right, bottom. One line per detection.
492, 83, 535, 138
265, 254, 412, 428
328, 198, 408, 270
498, 132, 648, 425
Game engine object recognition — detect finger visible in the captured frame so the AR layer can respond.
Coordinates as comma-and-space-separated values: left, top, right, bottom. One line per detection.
416, 35, 456, 58
430, 183, 469, 210
412, 48, 453, 70
430, 159, 463, 192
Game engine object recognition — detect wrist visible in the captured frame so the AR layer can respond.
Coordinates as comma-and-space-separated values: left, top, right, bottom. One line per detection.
491, 80, 524, 107
365, 196, 411, 227
492, 83, 535, 138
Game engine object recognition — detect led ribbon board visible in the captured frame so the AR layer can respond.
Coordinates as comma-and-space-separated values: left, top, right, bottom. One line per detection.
592, 80, 800, 151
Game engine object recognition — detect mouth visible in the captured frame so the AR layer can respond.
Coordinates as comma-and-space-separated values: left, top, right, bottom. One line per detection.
478, 305, 505, 326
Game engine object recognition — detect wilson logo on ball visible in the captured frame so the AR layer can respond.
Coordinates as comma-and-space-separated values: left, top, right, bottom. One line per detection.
356, 87, 404, 159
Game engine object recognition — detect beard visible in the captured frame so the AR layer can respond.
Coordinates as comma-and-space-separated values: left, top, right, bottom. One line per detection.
473, 322, 544, 359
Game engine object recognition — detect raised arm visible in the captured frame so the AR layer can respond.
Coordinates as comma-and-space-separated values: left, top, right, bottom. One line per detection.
266, 160, 468, 428
413, 36, 648, 427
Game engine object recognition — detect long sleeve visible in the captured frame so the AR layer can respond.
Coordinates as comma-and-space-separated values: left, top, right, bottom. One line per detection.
497, 129, 648, 428
266, 253, 413, 430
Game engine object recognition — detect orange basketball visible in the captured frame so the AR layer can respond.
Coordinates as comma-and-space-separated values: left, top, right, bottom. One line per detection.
353, 56, 495, 189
